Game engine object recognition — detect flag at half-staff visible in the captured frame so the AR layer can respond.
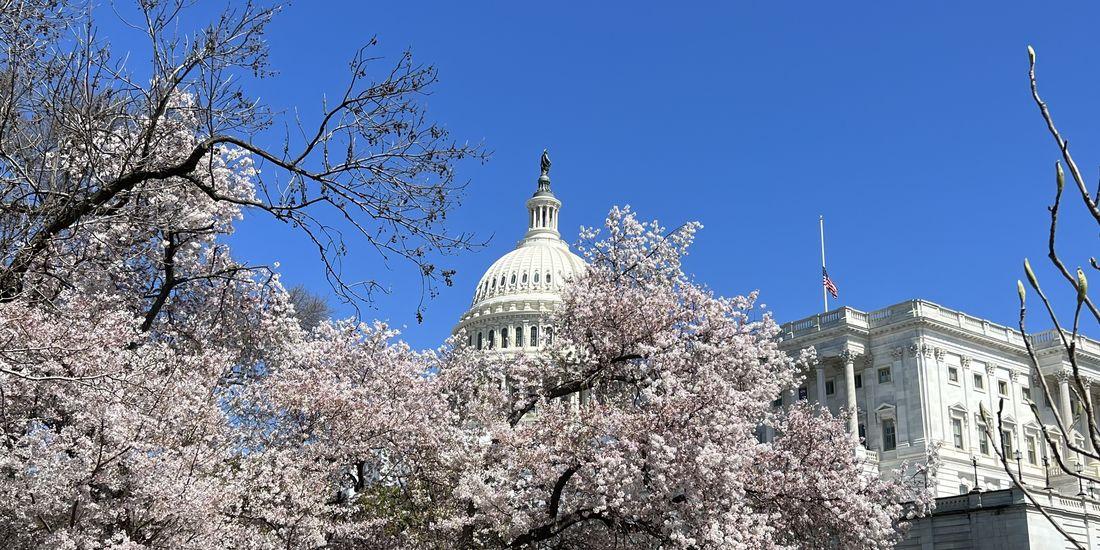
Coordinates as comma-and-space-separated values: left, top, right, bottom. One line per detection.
819, 215, 838, 311
823, 267, 839, 299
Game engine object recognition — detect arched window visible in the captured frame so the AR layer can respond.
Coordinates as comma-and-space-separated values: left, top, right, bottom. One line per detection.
491, 278, 496, 289
546, 326, 553, 345
488, 330, 495, 349
501, 327, 509, 348
483, 281, 488, 293
531, 326, 539, 347
477, 332, 483, 350
500, 275, 506, 286
516, 326, 524, 347
534, 272, 540, 283
522, 273, 528, 284
510, 274, 516, 285
546, 272, 552, 284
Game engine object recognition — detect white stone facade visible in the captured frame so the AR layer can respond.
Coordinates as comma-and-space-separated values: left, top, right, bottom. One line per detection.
780, 299, 1100, 548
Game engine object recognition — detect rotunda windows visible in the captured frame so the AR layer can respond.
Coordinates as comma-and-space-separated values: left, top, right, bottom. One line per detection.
488, 329, 495, 349
534, 272, 540, 283
522, 273, 528, 284
546, 272, 552, 284
511, 274, 516, 285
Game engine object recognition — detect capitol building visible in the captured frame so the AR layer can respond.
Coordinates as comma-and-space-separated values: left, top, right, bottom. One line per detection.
458, 153, 1100, 549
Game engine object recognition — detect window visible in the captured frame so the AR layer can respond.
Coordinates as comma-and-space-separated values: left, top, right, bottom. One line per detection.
488, 330, 495, 349
522, 273, 528, 283
491, 278, 496, 289
878, 367, 892, 384
1002, 430, 1014, 457
510, 274, 516, 285
858, 423, 867, 440
531, 326, 539, 347
798, 387, 808, 400
1022, 386, 1032, 402
546, 326, 554, 345
825, 379, 836, 395
501, 327, 509, 349
952, 418, 965, 449
854, 374, 863, 389
978, 425, 990, 455
973, 374, 984, 391
1026, 435, 1038, 465
477, 332, 483, 350
516, 326, 524, 347
534, 272, 540, 283
882, 420, 897, 451
998, 380, 1009, 397
547, 272, 552, 284
948, 367, 959, 383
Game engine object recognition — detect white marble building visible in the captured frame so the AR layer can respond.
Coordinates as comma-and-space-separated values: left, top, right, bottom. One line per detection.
453, 153, 1100, 547
780, 300, 1100, 548
453, 151, 586, 353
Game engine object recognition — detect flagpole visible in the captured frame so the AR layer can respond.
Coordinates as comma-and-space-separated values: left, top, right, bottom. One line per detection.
819, 215, 828, 312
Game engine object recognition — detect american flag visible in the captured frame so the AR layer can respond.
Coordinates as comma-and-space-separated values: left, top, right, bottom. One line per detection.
822, 267, 839, 298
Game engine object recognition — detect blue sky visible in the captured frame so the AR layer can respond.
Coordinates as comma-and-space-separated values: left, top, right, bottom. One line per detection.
105, 2, 1100, 349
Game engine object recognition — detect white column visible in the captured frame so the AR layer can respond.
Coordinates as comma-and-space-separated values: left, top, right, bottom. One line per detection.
816, 364, 827, 407
1059, 372, 1073, 435
1010, 371, 1026, 468
841, 350, 859, 436
1085, 379, 1095, 462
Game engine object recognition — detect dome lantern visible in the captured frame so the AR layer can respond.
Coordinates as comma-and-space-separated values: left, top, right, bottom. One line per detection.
525, 149, 562, 239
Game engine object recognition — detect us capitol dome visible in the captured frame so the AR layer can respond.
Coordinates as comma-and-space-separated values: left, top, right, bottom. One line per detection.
454, 150, 586, 351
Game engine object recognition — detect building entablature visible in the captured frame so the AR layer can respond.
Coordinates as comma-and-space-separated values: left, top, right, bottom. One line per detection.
782, 299, 1100, 377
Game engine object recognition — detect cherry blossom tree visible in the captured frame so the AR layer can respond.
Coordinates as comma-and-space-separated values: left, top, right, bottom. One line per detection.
404, 207, 938, 548
0, 1, 933, 548
0, 0, 478, 547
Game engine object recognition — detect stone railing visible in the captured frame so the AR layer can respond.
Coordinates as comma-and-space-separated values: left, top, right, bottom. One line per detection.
1047, 461, 1100, 481
863, 449, 880, 463
778, 299, 1100, 353
781, 306, 870, 339
1029, 329, 1100, 357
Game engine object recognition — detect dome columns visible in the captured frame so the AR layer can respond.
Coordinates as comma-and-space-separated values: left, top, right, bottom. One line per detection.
526, 195, 561, 237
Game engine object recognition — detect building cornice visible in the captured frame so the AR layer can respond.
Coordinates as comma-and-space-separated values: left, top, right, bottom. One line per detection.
780, 299, 1100, 369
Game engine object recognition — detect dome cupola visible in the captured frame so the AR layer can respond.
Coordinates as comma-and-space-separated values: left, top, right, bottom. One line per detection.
524, 149, 562, 239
